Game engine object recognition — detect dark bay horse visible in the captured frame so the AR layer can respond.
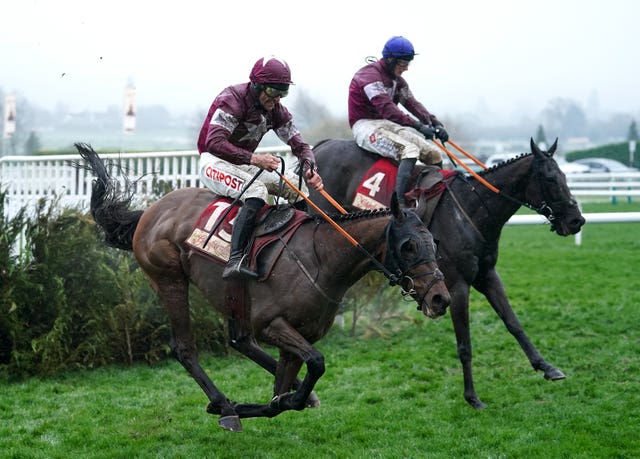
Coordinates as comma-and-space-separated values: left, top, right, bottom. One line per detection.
76, 143, 450, 432
309, 138, 585, 409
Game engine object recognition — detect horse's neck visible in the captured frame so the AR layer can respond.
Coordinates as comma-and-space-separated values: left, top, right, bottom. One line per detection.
314, 215, 388, 285
454, 157, 532, 231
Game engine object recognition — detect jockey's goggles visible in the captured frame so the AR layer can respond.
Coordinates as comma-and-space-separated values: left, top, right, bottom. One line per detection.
264, 85, 289, 99
396, 59, 411, 69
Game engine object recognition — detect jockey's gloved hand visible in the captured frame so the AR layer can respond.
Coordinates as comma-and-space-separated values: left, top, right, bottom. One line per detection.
435, 126, 449, 142
414, 122, 436, 140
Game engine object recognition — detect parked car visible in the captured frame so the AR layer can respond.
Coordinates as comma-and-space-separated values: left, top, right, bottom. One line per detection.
573, 158, 638, 173
555, 157, 590, 174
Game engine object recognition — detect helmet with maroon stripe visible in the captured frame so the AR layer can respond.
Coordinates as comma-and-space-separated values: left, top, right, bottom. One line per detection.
249, 56, 293, 86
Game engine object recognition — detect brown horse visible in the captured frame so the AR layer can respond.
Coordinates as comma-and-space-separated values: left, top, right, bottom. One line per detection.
76, 143, 450, 432
309, 138, 586, 409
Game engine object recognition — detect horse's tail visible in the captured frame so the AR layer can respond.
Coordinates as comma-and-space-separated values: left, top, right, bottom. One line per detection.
75, 143, 142, 251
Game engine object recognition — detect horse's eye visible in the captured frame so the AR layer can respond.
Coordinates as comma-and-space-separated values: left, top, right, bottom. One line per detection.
400, 239, 420, 261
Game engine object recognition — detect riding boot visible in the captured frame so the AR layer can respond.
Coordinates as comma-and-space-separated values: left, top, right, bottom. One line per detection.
395, 158, 417, 208
222, 197, 264, 280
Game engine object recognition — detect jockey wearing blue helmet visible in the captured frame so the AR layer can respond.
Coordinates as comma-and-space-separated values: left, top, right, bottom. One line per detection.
348, 36, 449, 207
382, 36, 416, 60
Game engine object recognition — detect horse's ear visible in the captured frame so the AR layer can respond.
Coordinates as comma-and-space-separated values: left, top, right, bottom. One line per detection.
530, 137, 543, 159
390, 192, 402, 219
548, 138, 558, 155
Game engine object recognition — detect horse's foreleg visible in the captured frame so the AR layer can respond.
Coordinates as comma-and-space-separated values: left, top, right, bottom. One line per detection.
475, 269, 566, 381
157, 279, 242, 431
274, 351, 304, 396
230, 334, 321, 407
449, 284, 486, 409
233, 317, 324, 419
263, 318, 325, 411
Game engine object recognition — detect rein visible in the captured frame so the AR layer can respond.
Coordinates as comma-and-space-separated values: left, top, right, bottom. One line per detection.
435, 140, 567, 225
278, 210, 438, 301
275, 170, 402, 285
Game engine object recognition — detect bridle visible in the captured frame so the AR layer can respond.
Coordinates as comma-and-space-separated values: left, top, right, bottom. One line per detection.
398, 266, 445, 310
455, 154, 577, 233
383, 221, 443, 300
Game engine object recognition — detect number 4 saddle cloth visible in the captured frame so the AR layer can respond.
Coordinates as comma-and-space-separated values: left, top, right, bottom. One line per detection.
353, 158, 456, 216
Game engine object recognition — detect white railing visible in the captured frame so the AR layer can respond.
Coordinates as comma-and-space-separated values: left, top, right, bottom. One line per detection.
564, 171, 640, 203
0, 147, 292, 219
2, 149, 639, 220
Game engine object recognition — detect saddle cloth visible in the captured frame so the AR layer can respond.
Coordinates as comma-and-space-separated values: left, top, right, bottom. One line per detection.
352, 158, 456, 213
184, 198, 309, 281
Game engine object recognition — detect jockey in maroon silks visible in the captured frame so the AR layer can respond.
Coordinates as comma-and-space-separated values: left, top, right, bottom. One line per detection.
197, 56, 324, 280
348, 36, 449, 207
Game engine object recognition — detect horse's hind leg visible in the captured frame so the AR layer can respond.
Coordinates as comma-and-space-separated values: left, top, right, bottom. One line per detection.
156, 278, 242, 431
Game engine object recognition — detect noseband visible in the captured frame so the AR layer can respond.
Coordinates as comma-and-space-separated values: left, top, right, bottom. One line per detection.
399, 267, 445, 310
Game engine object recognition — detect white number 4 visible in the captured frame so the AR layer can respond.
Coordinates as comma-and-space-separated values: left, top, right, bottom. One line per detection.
362, 172, 386, 197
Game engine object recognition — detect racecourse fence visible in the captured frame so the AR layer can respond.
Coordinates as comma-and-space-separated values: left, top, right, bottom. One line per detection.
2, 148, 640, 232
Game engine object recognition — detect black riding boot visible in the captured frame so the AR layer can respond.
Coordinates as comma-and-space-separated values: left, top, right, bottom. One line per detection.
395, 158, 417, 208
222, 197, 264, 280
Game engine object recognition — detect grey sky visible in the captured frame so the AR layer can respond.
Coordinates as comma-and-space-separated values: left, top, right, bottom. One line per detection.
2, 0, 639, 122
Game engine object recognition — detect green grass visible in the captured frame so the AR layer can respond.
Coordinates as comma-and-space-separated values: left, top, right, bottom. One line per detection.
1, 204, 639, 458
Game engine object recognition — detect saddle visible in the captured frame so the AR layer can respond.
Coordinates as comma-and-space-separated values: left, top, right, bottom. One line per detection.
184, 198, 309, 282
405, 168, 458, 226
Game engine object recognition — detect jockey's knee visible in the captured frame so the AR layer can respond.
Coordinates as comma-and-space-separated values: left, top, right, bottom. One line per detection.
243, 182, 269, 202
418, 148, 444, 166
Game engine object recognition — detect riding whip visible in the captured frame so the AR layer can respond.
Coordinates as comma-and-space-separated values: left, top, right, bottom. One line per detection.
298, 157, 348, 214
431, 140, 500, 194
274, 169, 400, 284
447, 140, 488, 170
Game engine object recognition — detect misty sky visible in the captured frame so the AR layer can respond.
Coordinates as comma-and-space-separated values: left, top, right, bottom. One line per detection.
2, 0, 639, 123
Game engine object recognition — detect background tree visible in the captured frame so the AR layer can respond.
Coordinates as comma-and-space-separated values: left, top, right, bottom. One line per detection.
24, 131, 42, 155
541, 98, 588, 139
535, 124, 548, 148
291, 89, 351, 145
627, 119, 638, 141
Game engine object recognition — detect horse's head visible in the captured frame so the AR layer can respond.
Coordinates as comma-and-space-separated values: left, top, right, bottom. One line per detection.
527, 138, 586, 236
385, 193, 450, 318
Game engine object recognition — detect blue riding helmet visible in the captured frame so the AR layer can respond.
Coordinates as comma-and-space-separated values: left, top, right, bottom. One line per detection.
382, 36, 416, 60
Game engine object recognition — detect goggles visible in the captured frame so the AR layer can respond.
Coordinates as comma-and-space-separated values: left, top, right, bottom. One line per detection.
396, 59, 411, 69
264, 85, 289, 99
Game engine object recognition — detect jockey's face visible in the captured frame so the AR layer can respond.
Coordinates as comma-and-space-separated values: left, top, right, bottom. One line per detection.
258, 84, 288, 111
393, 59, 410, 77
258, 91, 280, 111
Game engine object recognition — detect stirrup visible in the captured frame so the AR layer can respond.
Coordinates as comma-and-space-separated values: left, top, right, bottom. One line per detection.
222, 254, 258, 280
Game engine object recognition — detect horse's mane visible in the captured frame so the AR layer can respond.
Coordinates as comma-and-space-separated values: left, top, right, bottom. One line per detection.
312, 208, 391, 224
476, 152, 531, 176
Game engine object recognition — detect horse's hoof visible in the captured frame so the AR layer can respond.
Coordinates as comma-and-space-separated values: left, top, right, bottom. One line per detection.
218, 415, 242, 432
306, 391, 321, 408
544, 367, 566, 381
466, 396, 487, 410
